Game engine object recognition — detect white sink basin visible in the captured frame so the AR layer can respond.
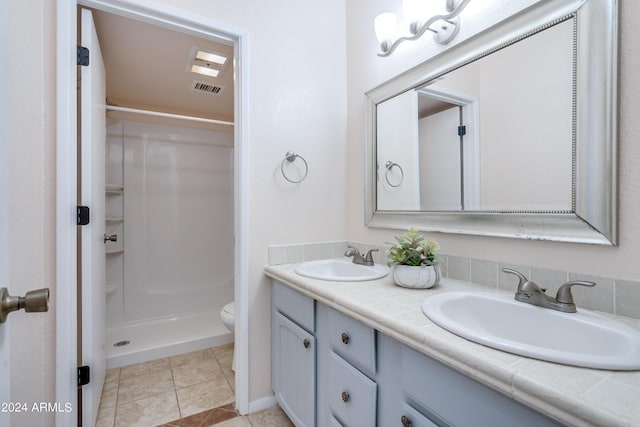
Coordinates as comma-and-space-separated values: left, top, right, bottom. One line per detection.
295, 258, 389, 282
422, 291, 640, 370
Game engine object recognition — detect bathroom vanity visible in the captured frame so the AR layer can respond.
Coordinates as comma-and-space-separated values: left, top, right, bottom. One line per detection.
266, 263, 640, 427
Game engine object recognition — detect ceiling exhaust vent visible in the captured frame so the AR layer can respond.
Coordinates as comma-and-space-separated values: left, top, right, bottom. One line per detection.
191, 80, 224, 95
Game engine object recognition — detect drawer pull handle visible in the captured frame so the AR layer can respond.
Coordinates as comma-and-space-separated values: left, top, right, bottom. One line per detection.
401, 415, 413, 427
341, 391, 350, 403
341, 332, 350, 344
303, 339, 310, 349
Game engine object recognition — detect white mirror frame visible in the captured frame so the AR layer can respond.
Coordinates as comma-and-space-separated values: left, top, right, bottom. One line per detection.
365, 0, 618, 245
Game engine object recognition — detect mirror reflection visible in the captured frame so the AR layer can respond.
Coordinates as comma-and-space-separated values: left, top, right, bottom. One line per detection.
376, 18, 575, 213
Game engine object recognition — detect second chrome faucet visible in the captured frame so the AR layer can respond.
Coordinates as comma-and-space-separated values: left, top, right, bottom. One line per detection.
501, 268, 595, 313
344, 245, 378, 266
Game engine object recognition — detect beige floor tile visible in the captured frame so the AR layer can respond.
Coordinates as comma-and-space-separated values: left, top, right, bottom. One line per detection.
115, 390, 180, 427
117, 368, 175, 405
169, 348, 216, 368
248, 406, 294, 427
99, 379, 118, 410
215, 347, 233, 370
175, 378, 235, 417
119, 357, 170, 378
212, 342, 234, 357
96, 415, 115, 427
97, 380, 118, 423
172, 358, 226, 388
215, 415, 253, 427
105, 367, 120, 384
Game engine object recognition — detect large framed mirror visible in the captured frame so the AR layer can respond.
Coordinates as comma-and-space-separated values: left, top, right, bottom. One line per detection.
365, 0, 618, 245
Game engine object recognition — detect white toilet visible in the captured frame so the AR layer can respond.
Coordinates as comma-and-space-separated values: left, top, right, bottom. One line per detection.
220, 302, 236, 371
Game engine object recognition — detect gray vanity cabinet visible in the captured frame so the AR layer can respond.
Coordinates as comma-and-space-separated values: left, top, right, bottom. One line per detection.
272, 280, 561, 427
377, 333, 562, 427
272, 282, 316, 427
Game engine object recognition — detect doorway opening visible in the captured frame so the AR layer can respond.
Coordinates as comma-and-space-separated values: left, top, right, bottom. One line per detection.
56, 2, 249, 425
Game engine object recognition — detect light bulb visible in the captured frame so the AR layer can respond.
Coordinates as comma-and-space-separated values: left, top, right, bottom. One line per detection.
374, 12, 397, 51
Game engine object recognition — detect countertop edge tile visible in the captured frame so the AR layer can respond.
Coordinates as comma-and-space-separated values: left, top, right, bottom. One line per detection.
264, 263, 639, 427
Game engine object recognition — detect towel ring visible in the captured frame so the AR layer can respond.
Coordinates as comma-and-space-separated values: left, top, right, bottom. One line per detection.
281, 151, 308, 184
385, 161, 404, 188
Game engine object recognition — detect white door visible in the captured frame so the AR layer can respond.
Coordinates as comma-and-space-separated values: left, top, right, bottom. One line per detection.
419, 106, 462, 210
1, 1, 11, 423
80, 8, 107, 426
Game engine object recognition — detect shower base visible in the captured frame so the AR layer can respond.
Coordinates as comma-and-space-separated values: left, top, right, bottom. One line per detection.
106, 309, 232, 369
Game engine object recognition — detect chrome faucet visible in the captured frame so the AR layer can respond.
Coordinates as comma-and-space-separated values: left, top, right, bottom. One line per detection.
501, 268, 596, 313
344, 245, 378, 266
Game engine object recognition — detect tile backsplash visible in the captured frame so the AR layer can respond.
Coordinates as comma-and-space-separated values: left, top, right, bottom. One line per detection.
267, 241, 640, 321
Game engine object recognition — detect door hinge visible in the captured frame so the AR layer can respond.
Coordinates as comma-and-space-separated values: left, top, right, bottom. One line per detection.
77, 366, 90, 387
77, 206, 90, 226
77, 45, 90, 66
457, 125, 467, 136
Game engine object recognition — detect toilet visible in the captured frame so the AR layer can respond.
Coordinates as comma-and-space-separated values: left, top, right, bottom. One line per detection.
220, 302, 236, 371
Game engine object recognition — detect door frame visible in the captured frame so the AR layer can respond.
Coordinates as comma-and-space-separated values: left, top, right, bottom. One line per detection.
55, 0, 250, 423
0, 0, 10, 422
417, 87, 480, 209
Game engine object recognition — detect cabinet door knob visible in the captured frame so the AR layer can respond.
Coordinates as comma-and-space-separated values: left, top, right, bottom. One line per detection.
341, 391, 350, 403
341, 332, 350, 344
303, 338, 310, 349
401, 415, 413, 427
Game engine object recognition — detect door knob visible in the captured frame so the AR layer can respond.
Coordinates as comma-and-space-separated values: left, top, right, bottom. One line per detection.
104, 234, 118, 243
0, 287, 50, 323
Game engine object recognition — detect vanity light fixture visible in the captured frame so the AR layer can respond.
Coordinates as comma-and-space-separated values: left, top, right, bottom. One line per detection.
375, 0, 471, 57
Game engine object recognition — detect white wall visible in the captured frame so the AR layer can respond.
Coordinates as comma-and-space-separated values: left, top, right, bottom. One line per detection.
130, 0, 349, 403
346, 0, 640, 281
376, 90, 421, 210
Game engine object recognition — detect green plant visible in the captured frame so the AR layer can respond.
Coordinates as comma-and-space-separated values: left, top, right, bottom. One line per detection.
387, 228, 440, 266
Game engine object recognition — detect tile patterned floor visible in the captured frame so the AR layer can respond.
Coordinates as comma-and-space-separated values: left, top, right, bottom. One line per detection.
96, 343, 293, 427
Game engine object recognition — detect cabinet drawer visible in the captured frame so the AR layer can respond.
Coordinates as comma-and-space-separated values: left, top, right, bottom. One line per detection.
328, 307, 376, 374
398, 402, 439, 427
329, 352, 377, 427
273, 280, 314, 333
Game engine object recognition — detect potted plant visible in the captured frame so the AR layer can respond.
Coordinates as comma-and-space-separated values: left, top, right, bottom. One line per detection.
387, 228, 441, 288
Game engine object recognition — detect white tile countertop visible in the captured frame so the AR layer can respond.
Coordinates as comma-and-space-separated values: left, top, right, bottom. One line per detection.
264, 262, 640, 427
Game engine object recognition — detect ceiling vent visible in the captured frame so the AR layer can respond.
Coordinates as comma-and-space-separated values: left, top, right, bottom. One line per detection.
191, 80, 225, 95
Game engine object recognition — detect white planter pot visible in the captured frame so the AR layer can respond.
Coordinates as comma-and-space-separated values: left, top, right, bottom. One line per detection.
392, 264, 441, 289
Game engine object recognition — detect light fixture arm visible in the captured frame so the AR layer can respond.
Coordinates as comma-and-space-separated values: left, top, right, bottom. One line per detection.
378, 0, 471, 57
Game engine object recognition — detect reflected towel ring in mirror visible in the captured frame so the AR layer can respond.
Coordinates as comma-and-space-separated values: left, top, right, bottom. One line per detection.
281, 151, 309, 183
385, 161, 404, 188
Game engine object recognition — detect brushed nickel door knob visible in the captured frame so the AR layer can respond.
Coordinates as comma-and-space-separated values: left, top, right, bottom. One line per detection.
1, 287, 50, 323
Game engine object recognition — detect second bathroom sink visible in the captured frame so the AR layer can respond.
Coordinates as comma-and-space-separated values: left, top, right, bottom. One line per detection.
422, 290, 640, 370
295, 258, 389, 282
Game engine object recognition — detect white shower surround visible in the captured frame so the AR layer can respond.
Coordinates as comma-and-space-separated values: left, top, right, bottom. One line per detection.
106, 119, 234, 365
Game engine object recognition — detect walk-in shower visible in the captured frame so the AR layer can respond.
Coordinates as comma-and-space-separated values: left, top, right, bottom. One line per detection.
105, 118, 234, 368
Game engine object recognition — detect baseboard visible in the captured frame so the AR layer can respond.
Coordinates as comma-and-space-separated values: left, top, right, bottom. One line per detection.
248, 394, 277, 414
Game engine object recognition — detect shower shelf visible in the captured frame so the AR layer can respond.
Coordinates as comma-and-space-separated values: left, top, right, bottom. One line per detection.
106, 185, 124, 195
106, 248, 124, 255
106, 216, 124, 223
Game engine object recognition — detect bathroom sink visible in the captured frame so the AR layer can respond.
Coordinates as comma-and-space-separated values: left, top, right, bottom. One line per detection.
295, 258, 389, 282
422, 291, 640, 370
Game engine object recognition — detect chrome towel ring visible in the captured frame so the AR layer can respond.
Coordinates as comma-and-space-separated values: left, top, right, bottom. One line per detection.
385, 161, 404, 188
281, 151, 309, 184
